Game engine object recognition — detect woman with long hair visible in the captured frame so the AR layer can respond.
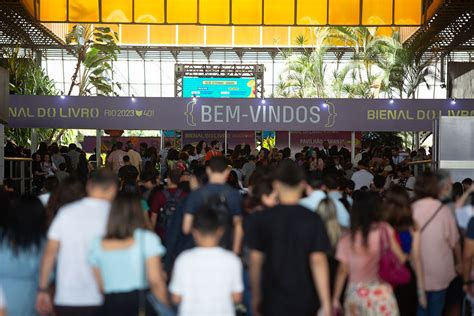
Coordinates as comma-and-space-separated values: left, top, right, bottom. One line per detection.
0, 195, 48, 316
315, 198, 341, 251
332, 191, 407, 315
88, 193, 169, 316
384, 186, 426, 316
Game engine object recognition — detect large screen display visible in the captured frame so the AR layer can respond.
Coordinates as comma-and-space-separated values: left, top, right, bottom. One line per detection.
182, 77, 256, 98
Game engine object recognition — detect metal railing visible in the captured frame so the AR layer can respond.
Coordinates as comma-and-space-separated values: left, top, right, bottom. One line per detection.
5, 157, 33, 194
405, 159, 434, 176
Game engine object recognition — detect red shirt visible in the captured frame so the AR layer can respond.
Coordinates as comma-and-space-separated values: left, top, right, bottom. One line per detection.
149, 188, 188, 239
205, 150, 223, 161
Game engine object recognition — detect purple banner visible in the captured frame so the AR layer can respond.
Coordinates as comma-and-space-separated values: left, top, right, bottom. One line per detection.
182, 130, 255, 150
8, 95, 474, 131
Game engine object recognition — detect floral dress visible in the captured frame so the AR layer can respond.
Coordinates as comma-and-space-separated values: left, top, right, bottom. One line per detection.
336, 227, 400, 316
345, 282, 399, 316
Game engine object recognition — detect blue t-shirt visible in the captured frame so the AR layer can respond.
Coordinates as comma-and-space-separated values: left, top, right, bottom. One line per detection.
184, 183, 242, 216
88, 229, 165, 294
467, 217, 474, 239
0, 238, 45, 316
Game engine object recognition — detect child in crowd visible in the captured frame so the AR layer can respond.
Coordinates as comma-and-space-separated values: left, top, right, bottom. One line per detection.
170, 206, 243, 316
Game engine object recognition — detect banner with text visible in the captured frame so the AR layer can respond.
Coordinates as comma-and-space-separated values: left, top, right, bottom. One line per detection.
8, 96, 474, 131
182, 130, 255, 150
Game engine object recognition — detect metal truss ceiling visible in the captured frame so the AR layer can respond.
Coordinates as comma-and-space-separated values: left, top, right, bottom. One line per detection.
0, 0, 68, 49
405, 0, 474, 56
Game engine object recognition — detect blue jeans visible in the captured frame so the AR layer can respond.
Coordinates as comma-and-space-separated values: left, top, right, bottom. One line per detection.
417, 289, 448, 316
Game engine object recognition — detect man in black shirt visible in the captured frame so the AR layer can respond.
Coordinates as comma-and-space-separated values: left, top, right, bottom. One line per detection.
118, 155, 139, 183
246, 160, 331, 316
182, 156, 243, 254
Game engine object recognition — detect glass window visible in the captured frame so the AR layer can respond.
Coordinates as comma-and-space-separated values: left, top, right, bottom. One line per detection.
129, 61, 145, 84
145, 62, 160, 84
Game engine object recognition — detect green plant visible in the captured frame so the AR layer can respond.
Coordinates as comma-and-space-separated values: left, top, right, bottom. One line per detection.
2, 48, 69, 147
66, 24, 121, 96
385, 43, 437, 99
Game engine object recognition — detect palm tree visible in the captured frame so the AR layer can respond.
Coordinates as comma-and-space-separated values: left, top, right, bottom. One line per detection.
329, 26, 400, 98
384, 43, 437, 99
277, 28, 331, 98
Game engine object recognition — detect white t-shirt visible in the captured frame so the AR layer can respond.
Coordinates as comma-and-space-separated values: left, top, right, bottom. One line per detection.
170, 247, 243, 316
127, 149, 142, 171
48, 197, 111, 306
351, 169, 374, 190
38, 193, 51, 206
107, 150, 126, 173
456, 205, 473, 230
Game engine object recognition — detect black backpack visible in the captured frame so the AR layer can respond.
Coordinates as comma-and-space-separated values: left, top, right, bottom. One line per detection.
204, 192, 234, 250
156, 189, 182, 231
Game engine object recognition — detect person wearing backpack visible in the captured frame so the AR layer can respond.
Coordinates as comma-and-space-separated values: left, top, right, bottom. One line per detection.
182, 156, 243, 255
149, 168, 187, 242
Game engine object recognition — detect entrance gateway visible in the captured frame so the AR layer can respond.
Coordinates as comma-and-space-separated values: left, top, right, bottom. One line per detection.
8, 95, 474, 131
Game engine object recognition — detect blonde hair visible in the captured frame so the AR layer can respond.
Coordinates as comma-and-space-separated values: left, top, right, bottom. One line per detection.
315, 198, 341, 249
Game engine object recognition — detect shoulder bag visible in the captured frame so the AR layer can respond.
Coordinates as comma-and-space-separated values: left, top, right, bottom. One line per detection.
378, 223, 411, 287
421, 203, 445, 232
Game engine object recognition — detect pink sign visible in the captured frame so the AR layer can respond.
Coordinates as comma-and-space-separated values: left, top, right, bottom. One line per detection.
289, 131, 361, 153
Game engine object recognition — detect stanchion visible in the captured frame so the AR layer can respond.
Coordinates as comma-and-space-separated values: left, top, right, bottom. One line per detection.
95, 129, 101, 168
224, 130, 228, 155
351, 132, 356, 164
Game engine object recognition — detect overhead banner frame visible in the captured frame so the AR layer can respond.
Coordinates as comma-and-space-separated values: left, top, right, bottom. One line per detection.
7, 95, 474, 132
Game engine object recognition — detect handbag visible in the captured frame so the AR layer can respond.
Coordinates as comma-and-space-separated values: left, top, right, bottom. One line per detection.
378, 223, 411, 287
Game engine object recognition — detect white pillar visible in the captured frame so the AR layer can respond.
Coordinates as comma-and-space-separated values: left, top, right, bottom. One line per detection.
288, 131, 291, 149
0, 124, 4, 183
415, 131, 420, 150
224, 130, 228, 155
95, 129, 101, 168
30, 128, 37, 154
351, 131, 356, 164
160, 129, 164, 151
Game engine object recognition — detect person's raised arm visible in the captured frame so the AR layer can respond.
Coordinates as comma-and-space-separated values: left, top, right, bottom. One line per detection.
249, 249, 264, 316
35, 239, 59, 316
310, 252, 331, 316
146, 256, 169, 305
455, 185, 474, 209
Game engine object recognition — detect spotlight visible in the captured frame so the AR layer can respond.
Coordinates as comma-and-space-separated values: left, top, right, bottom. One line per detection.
450, 98, 456, 105
192, 94, 197, 102
60, 95, 65, 99
131, 94, 136, 102
389, 98, 394, 104
322, 100, 328, 108
261, 98, 266, 105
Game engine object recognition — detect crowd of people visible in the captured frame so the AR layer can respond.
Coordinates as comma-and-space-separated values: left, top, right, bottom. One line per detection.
0, 138, 473, 316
